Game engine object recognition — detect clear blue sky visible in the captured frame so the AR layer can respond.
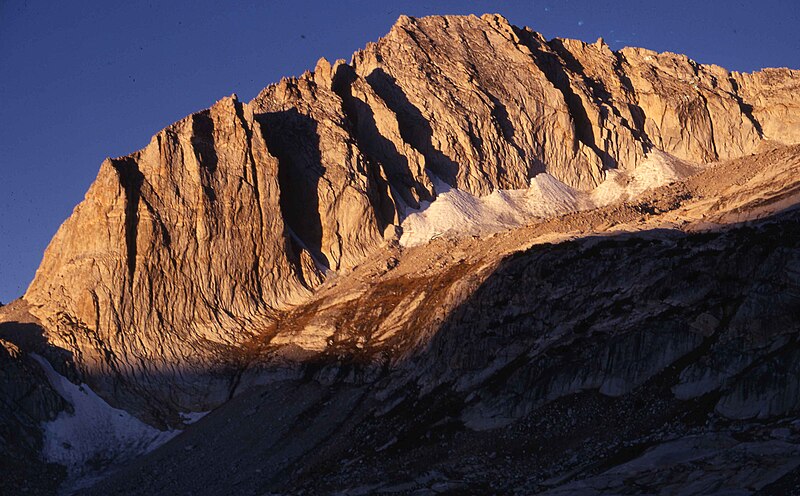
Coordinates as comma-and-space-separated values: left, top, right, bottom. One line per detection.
1, 0, 798, 303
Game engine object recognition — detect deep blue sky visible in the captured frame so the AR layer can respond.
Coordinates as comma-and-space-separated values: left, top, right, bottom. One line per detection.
1, 1, 798, 303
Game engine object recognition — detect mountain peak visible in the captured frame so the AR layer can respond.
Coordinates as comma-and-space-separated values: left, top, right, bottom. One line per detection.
25, 15, 800, 410
6, 14, 800, 493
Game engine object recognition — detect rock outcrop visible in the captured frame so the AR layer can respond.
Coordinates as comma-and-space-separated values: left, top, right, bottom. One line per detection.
19, 14, 800, 420
24, 97, 316, 422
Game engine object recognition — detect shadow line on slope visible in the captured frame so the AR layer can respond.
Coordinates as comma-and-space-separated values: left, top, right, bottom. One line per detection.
78, 206, 800, 496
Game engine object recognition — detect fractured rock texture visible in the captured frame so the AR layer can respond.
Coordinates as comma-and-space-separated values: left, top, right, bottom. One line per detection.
20, 14, 800, 417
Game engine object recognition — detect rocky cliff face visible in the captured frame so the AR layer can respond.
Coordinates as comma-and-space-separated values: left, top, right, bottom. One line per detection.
20, 14, 800, 420
23, 97, 316, 421
85, 145, 800, 495
5, 12, 800, 495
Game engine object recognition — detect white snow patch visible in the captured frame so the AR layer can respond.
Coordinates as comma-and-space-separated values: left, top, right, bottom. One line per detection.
180, 410, 210, 424
31, 354, 178, 490
591, 149, 697, 207
399, 152, 696, 246
400, 174, 585, 246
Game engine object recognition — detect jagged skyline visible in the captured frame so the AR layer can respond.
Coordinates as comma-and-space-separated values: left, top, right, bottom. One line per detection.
2, 1, 800, 303
3, 8, 800, 494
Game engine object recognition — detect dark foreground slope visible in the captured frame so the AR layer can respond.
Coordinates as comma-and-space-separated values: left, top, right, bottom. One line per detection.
0, 317, 68, 495
88, 213, 800, 495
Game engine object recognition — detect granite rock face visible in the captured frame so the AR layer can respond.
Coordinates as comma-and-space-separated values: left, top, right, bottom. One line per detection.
85, 145, 800, 496
20, 14, 800, 418
5, 13, 800, 495
24, 97, 315, 421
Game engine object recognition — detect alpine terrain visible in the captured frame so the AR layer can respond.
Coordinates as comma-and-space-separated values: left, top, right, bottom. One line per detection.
2, 13, 800, 495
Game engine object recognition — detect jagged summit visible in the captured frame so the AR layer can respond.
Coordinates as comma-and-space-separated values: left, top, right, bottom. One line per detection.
21, 12, 800, 419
